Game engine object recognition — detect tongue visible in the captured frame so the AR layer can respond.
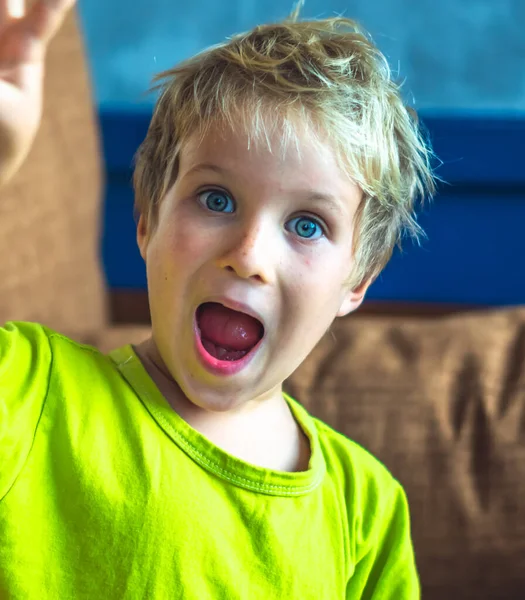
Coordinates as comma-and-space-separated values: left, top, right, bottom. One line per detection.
197, 302, 263, 351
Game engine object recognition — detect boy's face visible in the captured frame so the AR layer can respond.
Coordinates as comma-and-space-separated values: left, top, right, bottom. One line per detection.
137, 122, 370, 414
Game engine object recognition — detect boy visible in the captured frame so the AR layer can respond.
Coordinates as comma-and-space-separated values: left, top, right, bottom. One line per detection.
0, 0, 435, 597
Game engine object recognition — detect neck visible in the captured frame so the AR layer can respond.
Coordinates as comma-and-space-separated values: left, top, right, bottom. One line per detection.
132, 338, 311, 472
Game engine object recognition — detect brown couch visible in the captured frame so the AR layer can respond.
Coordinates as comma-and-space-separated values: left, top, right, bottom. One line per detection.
2, 12, 524, 599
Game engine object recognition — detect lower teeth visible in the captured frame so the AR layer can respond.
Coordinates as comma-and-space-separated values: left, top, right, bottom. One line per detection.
201, 338, 250, 361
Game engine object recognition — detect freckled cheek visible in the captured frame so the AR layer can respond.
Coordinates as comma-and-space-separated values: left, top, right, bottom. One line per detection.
171, 230, 206, 259
293, 253, 341, 293
158, 216, 207, 258
150, 227, 210, 288
300, 254, 325, 275
285, 255, 317, 296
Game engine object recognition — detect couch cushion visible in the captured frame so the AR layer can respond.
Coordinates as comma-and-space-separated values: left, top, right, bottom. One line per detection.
79, 325, 152, 355
284, 306, 525, 599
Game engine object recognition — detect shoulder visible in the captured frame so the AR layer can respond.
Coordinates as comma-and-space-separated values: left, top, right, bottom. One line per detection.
0, 320, 126, 408
313, 416, 418, 595
0, 320, 109, 383
0, 321, 107, 500
0, 322, 55, 499
0, 320, 50, 352
0, 320, 100, 358
286, 393, 401, 502
311, 415, 412, 545
0, 321, 57, 388
286, 396, 419, 595
314, 415, 399, 494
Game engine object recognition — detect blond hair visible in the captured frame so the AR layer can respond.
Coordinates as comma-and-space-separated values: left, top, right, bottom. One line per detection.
133, 7, 435, 290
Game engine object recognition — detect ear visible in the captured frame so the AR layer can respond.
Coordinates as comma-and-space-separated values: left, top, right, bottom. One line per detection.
336, 278, 373, 318
136, 214, 149, 261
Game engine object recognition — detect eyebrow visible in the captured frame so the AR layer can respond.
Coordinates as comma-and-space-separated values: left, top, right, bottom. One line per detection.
184, 163, 227, 178
183, 162, 348, 217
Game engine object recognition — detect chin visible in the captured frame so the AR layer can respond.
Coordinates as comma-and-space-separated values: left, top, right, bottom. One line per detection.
182, 386, 250, 414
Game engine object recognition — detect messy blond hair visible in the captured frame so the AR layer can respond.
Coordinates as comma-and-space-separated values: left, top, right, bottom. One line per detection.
133, 6, 435, 290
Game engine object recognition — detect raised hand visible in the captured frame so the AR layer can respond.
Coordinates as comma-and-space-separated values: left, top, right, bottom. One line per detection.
0, 0, 76, 185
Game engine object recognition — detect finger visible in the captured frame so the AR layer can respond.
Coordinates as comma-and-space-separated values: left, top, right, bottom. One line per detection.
24, 0, 76, 45
0, 0, 25, 26
9, 0, 25, 17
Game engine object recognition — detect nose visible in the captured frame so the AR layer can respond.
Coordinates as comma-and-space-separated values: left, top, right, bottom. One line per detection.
216, 218, 274, 283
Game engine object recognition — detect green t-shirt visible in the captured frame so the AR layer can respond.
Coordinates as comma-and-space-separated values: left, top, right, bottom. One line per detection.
0, 321, 419, 599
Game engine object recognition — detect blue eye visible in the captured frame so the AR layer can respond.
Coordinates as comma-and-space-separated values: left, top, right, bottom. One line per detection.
286, 216, 324, 240
198, 190, 235, 213
197, 189, 325, 241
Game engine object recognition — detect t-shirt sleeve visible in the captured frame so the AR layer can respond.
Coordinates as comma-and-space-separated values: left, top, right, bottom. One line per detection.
346, 480, 420, 599
0, 322, 52, 500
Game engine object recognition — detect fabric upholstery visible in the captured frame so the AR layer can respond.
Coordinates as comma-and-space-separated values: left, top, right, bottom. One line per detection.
285, 307, 525, 599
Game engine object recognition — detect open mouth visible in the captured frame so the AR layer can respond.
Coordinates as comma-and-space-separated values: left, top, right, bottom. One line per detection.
196, 302, 264, 363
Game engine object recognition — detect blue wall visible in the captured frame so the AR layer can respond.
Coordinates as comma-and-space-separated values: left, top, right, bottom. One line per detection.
79, 0, 525, 112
